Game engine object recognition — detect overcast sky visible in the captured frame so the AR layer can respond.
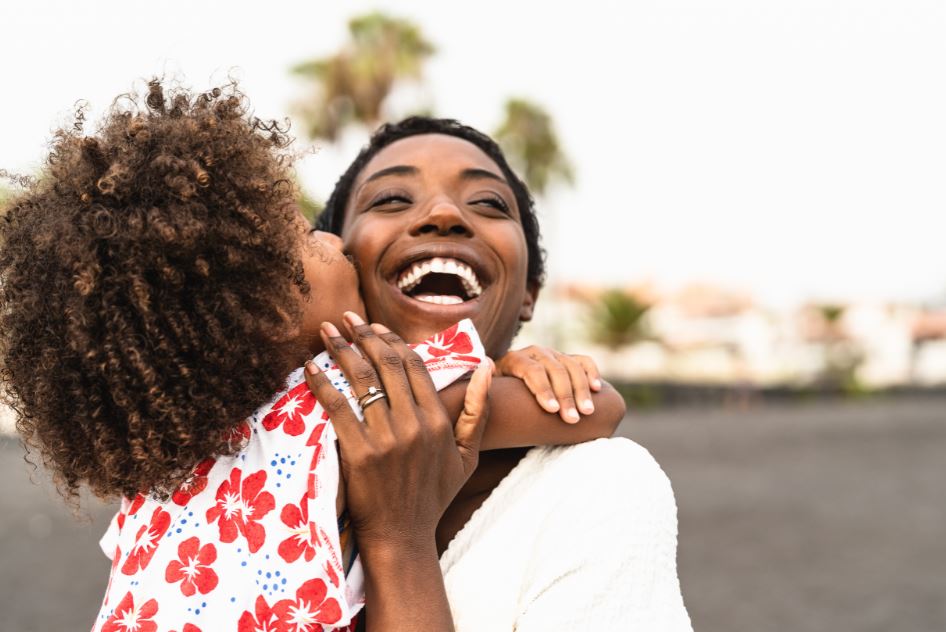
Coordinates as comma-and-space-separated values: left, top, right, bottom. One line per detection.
2, 0, 944, 307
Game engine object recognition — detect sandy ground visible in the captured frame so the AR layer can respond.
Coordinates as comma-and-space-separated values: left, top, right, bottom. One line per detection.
1, 396, 943, 631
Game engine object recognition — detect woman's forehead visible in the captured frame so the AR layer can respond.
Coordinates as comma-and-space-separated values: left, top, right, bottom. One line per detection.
356, 134, 506, 184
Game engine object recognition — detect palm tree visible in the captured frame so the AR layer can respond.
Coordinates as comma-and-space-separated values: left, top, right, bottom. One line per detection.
588, 289, 652, 349
291, 12, 435, 141
493, 99, 574, 196
809, 303, 865, 392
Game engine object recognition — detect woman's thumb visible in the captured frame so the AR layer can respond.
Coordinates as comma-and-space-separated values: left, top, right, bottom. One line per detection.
454, 361, 492, 476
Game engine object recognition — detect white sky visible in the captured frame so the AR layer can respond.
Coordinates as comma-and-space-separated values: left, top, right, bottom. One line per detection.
2, 0, 944, 307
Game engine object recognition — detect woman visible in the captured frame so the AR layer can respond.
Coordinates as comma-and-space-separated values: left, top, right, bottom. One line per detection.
318, 116, 693, 629
0, 80, 625, 630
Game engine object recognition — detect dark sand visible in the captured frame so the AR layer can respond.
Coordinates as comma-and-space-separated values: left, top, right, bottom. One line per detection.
1, 396, 943, 631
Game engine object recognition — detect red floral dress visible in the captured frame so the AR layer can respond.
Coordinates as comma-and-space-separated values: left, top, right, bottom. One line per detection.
93, 321, 484, 632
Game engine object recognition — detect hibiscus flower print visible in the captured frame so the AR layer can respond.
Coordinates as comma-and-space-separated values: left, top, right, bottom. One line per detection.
101, 591, 158, 632
127, 493, 146, 517
225, 419, 252, 448
423, 323, 474, 358
306, 417, 328, 448
205, 468, 275, 553
165, 536, 219, 597
262, 382, 317, 436
278, 495, 319, 564
271, 578, 342, 631
172, 458, 216, 506
238, 595, 278, 632
121, 507, 171, 575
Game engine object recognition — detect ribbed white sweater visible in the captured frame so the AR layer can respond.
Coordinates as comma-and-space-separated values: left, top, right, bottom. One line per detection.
440, 438, 692, 631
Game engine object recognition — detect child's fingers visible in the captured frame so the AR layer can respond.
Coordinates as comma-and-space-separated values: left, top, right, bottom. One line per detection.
541, 359, 580, 424
454, 362, 491, 478
557, 352, 595, 415
573, 354, 603, 392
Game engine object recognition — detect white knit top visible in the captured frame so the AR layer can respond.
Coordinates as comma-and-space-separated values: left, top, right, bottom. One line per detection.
440, 437, 692, 631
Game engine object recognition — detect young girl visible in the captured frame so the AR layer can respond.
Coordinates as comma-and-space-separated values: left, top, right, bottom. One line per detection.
0, 80, 625, 631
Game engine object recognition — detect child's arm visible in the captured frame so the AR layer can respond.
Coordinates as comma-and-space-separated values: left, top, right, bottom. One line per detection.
494, 346, 604, 423
437, 375, 625, 451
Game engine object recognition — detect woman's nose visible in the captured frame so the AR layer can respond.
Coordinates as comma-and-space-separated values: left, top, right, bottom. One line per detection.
410, 201, 473, 237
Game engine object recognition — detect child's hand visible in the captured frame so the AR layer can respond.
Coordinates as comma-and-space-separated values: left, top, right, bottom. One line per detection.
493, 346, 603, 424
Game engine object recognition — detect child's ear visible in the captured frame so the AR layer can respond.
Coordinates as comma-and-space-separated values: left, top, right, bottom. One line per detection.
518, 280, 540, 322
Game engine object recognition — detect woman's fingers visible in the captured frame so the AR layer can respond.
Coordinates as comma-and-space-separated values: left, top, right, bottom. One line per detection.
341, 312, 414, 412
319, 322, 391, 431
303, 361, 365, 443
369, 323, 442, 412
454, 361, 492, 477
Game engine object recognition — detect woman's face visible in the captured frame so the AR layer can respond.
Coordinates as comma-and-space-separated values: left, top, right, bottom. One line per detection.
295, 219, 366, 354
339, 134, 536, 357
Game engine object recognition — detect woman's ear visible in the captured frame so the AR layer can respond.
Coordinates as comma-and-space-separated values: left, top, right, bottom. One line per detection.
518, 280, 540, 322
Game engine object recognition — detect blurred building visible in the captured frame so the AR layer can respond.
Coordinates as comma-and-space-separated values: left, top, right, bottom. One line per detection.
520, 282, 946, 389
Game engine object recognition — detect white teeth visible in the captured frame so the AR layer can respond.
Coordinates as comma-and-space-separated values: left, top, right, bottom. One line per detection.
396, 257, 483, 299
416, 294, 464, 305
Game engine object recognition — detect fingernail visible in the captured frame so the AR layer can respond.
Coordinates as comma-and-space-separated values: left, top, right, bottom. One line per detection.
592, 379, 602, 390
546, 398, 560, 412
305, 361, 318, 376
371, 322, 391, 333
580, 399, 595, 414
566, 408, 580, 423
321, 322, 341, 337
344, 311, 365, 326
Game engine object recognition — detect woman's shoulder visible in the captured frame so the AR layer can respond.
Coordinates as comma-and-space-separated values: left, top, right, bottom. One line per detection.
531, 437, 672, 491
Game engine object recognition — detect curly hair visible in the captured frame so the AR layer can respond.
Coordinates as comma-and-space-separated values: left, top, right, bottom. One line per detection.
0, 80, 309, 502
316, 116, 547, 288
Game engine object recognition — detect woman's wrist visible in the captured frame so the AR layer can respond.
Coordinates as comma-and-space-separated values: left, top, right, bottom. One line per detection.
357, 529, 440, 566
358, 533, 456, 631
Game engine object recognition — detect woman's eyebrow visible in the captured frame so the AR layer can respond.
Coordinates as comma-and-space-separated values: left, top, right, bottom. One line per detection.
359, 165, 418, 189
460, 168, 508, 186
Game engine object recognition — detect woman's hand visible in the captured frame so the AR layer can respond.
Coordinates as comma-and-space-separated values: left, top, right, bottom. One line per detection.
304, 312, 491, 630
304, 312, 491, 549
494, 346, 602, 423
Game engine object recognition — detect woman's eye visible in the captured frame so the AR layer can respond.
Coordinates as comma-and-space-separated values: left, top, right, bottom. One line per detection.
472, 196, 510, 214
369, 194, 412, 210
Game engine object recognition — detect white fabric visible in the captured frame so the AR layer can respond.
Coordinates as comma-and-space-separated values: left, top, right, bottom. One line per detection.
440, 437, 693, 631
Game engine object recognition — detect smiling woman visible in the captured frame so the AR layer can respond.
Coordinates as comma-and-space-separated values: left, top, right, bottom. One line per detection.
317, 115, 692, 630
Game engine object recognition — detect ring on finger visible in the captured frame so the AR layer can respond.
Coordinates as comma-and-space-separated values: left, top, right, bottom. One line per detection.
357, 385, 387, 409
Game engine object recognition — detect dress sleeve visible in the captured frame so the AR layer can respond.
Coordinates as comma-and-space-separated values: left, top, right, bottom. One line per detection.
513, 440, 693, 631
98, 495, 135, 559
